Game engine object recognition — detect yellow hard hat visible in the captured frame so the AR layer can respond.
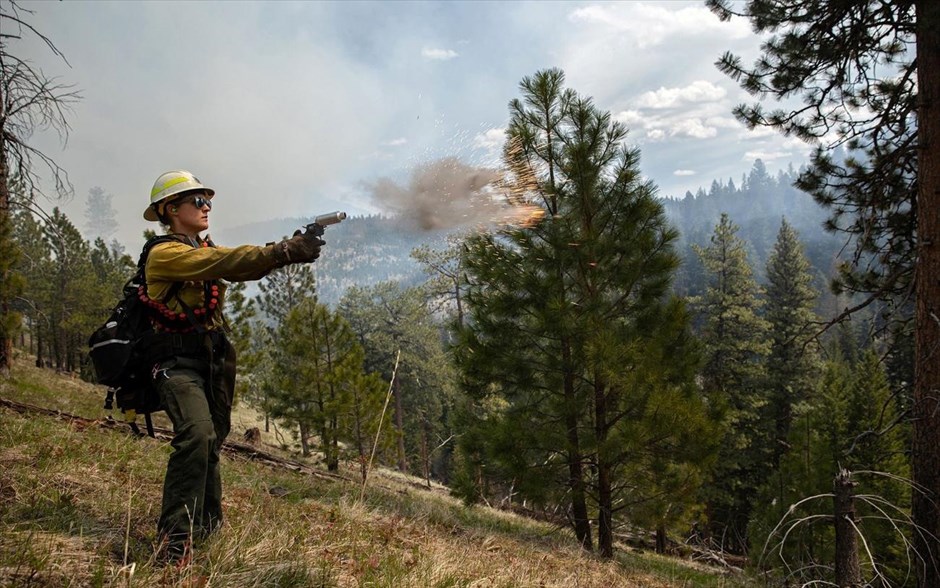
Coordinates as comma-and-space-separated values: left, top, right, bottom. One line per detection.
144, 170, 215, 221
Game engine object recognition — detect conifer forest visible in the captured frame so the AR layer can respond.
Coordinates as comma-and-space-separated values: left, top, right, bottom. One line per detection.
2, 1, 939, 586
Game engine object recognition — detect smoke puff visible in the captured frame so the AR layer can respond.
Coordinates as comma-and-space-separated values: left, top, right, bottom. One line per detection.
367, 158, 504, 231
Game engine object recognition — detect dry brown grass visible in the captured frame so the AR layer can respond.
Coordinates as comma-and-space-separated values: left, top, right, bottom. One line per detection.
0, 353, 747, 587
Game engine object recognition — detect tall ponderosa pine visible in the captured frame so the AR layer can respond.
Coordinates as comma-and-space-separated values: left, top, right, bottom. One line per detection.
456, 68, 714, 558
765, 218, 819, 465
694, 212, 770, 552
708, 2, 940, 581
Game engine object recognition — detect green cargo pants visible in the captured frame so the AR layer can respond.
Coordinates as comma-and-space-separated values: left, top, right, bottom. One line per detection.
155, 335, 236, 550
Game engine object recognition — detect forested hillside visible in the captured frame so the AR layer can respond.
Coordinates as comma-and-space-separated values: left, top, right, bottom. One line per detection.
662, 159, 844, 301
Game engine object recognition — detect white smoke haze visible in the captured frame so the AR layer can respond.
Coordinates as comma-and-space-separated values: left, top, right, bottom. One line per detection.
367, 158, 508, 231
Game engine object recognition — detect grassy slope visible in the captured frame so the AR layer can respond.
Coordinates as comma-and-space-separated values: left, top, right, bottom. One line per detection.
0, 355, 749, 587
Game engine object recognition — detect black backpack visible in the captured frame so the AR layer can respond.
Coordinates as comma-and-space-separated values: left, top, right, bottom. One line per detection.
88, 235, 195, 436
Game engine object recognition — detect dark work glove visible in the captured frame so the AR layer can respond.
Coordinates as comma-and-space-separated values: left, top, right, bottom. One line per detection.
273, 230, 325, 266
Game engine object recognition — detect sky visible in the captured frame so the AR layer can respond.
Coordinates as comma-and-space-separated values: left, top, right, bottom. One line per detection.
13, 0, 812, 247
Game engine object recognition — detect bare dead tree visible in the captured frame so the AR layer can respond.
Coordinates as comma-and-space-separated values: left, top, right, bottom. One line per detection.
0, 0, 81, 374
758, 469, 939, 587
834, 470, 862, 588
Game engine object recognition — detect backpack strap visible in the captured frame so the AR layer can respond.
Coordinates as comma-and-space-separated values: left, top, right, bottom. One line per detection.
137, 234, 185, 270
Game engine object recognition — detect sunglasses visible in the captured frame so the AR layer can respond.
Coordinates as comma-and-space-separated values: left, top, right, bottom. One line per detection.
174, 194, 213, 210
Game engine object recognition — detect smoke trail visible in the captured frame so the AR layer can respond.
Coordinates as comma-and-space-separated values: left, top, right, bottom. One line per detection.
367, 158, 511, 231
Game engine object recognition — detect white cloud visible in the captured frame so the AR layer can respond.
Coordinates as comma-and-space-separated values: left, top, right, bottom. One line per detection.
421, 47, 459, 60
384, 138, 408, 147
705, 116, 741, 130
744, 150, 792, 162
568, 2, 751, 49
673, 169, 696, 176
474, 127, 505, 148
473, 128, 506, 162
737, 125, 780, 140
647, 129, 666, 141
669, 118, 718, 139
614, 109, 644, 127
636, 81, 726, 109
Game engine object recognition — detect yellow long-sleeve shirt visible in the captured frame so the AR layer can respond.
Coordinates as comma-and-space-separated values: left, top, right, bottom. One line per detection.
145, 237, 278, 329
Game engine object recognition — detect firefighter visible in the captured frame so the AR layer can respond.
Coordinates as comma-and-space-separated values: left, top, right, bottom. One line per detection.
143, 170, 321, 562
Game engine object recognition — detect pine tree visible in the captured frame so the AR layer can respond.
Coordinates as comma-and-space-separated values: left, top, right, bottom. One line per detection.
10, 207, 50, 363
239, 324, 277, 432
83, 186, 118, 241
707, 3, 940, 579
43, 208, 97, 372
272, 299, 370, 470
257, 264, 316, 325
765, 218, 820, 465
456, 68, 715, 557
254, 265, 317, 452
410, 232, 468, 329
344, 370, 389, 483
0, 203, 24, 366
694, 212, 771, 552
224, 281, 255, 358
339, 282, 455, 480
751, 351, 911, 585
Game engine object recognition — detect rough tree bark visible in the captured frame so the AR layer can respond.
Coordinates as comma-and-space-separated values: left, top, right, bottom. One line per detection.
914, 2, 940, 586
834, 470, 861, 588
562, 337, 593, 551
393, 377, 407, 472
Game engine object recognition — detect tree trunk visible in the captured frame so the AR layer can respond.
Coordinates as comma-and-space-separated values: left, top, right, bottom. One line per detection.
35, 327, 44, 368
421, 422, 430, 487
562, 338, 592, 551
299, 422, 310, 457
0, 143, 11, 376
454, 274, 464, 330
393, 377, 407, 472
325, 428, 338, 472
594, 377, 613, 559
914, 3, 940, 587
833, 470, 861, 588
354, 394, 367, 483
655, 526, 667, 554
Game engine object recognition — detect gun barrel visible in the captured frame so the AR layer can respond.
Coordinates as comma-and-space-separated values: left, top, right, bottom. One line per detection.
315, 211, 347, 226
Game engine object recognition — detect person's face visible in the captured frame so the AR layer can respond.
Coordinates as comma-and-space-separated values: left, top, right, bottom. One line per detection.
167, 191, 212, 234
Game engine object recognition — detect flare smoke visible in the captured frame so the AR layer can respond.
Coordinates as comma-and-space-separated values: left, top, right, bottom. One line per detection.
368, 157, 541, 232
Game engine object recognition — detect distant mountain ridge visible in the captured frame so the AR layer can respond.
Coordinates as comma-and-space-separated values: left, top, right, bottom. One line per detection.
213, 162, 844, 306
661, 160, 844, 297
